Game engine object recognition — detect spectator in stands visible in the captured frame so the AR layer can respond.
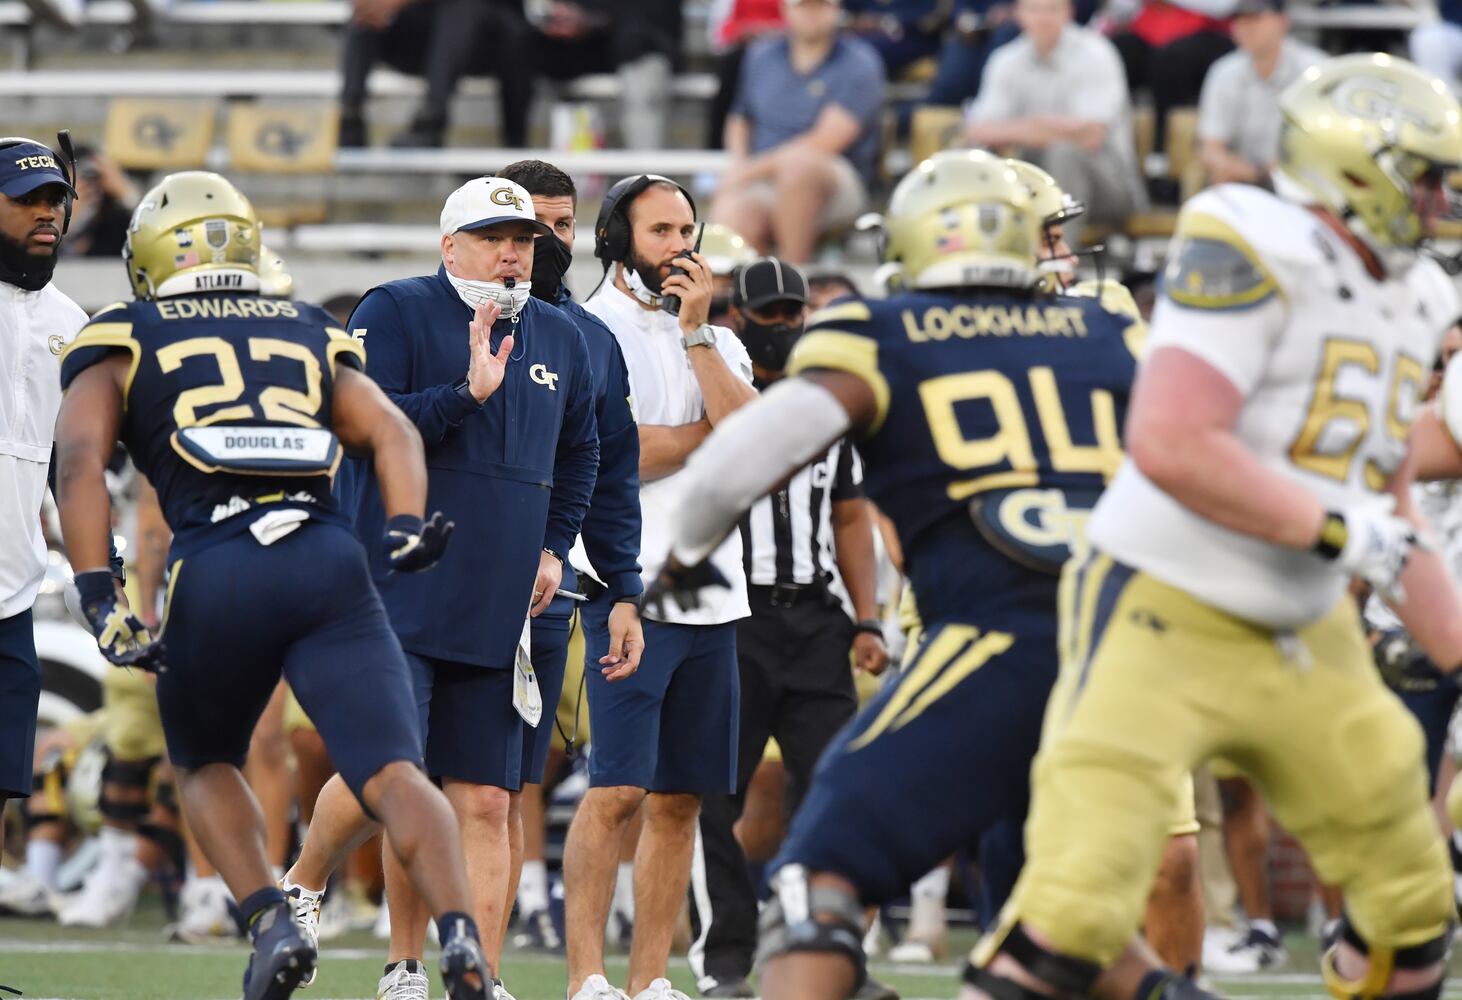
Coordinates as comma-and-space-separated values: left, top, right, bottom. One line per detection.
528, 0, 684, 149
707, 0, 786, 148
711, 0, 887, 264
1411, 0, 1462, 94
1196, 0, 1322, 187
1107, 0, 1235, 178
964, 0, 1145, 228
845, 0, 952, 78
338, 0, 534, 148
61, 147, 137, 259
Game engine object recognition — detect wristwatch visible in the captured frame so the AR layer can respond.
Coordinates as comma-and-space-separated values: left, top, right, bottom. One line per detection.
542, 546, 565, 566
682, 323, 718, 351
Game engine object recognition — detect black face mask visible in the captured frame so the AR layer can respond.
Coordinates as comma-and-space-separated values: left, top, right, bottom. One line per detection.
529, 235, 574, 302
740, 317, 804, 374
0, 230, 59, 292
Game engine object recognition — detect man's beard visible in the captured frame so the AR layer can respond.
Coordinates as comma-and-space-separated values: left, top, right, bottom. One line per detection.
0, 231, 59, 292
626, 246, 666, 296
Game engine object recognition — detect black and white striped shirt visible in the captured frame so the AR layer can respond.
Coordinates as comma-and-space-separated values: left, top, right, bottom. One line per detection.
740, 438, 863, 589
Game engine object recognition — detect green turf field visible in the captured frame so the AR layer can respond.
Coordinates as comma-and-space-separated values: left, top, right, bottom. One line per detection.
5, 910, 1462, 1000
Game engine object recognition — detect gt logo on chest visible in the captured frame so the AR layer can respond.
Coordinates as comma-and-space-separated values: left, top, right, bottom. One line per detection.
530, 363, 559, 390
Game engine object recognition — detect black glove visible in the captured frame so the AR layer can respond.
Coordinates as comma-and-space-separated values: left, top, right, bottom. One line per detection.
384, 512, 455, 573
641, 555, 730, 619
73, 569, 165, 672
1374, 628, 1449, 692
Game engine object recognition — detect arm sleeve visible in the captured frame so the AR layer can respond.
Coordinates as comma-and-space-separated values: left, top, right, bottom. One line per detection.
543, 329, 600, 560
580, 337, 645, 602
672, 379, 854, 566
831, 440, 865, 501
350, 289, 480, 446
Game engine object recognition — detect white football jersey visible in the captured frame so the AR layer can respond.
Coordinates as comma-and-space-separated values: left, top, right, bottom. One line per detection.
1088, 183, 1457, 629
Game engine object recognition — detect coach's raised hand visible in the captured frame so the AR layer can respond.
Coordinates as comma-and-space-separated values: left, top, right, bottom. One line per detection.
467, 301, 513, 402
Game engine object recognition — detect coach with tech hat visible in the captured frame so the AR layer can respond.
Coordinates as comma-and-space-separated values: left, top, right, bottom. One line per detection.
287, 175, 599, 1000
0, 133, 117, 822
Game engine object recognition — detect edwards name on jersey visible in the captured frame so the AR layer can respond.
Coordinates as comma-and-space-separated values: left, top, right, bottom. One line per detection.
787, 289, 1141, 632
60, 293, 365, 556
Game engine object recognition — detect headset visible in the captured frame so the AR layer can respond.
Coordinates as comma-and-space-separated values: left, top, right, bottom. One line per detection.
0, 130, 78, 234
592, 173, 696, 268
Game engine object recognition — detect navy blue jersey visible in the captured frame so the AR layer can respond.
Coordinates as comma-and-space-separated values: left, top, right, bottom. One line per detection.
787, 290, 1140, 631
60, 294, 363, 556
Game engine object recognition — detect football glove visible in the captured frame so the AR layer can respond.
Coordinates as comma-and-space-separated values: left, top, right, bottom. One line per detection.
73, 570, 165, 671
384, 512, 454, 572
641, 555, 730, 619
1316, 498, 1428, 604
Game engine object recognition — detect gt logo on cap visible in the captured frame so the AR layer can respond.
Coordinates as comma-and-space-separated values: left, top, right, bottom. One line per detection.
491, 187, 525, 211
14, 154, 58, 171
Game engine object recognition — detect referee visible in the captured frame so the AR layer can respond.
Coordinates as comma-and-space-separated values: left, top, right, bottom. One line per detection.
687, 258, 888, 999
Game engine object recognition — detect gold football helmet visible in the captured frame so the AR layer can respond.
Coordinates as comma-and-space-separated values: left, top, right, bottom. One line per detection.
699, 223, 757, 277
124, 171, 261, 300
1278, 53, 1462, 249
258, 245, 293, 299
884, 150, 1043, 290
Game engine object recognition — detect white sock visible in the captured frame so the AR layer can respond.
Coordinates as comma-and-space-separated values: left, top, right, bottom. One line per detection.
518, 860, 548, 915
271, 865, 284, 883
907, 866, 949, 940
612, 862, 634, 919
1250, 918, 1278, 940
99, 825, 138, 862
25, 840, 63, 887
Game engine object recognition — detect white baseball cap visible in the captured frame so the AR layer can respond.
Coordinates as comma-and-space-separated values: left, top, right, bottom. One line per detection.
440, 176, 553, 238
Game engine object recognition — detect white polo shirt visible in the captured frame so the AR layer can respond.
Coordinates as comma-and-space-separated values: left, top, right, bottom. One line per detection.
1, 279, 88, 620
586, 284, 753, 626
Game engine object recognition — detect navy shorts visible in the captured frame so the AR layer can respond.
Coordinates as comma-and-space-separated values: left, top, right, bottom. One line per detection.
522, 610, 573, 785
582, 597, 739, 794
410, 653, 524, 790
771, 620, 1056, 904
156, 523, 421, 802
0, 609, 40, 798
1397, 679, 1462, 793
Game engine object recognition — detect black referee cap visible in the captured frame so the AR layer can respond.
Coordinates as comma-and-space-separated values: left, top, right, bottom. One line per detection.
733, 257, 810, 311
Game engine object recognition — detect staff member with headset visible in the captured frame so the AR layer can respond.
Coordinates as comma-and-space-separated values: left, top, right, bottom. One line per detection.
0, 134, 112, 823
564, 175, 758, 1000
686, 258, 889, 1000
493, 158, 646, 955
280, 176, 599, 1000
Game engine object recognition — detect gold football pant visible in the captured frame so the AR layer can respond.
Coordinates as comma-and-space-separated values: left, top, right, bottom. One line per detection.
1000, 550, 1451, 967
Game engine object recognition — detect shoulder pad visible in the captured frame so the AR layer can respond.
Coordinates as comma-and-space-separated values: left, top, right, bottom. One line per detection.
325, 325, 366, 372
787, 315, 890, 434
89, 300, 133, 321
1067, 279, 1140, 322
807, 299, 873, 334
1163, 189, 1298, 312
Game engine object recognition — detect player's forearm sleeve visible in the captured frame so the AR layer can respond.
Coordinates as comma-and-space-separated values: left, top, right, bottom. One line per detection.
671, 378, 853, 566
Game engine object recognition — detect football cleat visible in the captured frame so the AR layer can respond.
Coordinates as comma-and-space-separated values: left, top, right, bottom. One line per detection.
1204, 925, 1287, 973
0, 867, 57, 917
280, 879, 323, 987
569, 974, 632, 1000
511, 908, 563, 952
56, 851, 146, 928
242, 902, 317, 1000
377, 959, 430, 1000
631, 979, 691, 1000
167, 875, 239, 942
438, 920, 490, 1000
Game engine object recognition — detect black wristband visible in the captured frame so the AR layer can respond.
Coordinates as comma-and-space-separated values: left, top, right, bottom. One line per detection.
454, 378, 482, 406
542, 546, 564, 566
1312, 511, 1348, 561
853, 619, 883, 638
